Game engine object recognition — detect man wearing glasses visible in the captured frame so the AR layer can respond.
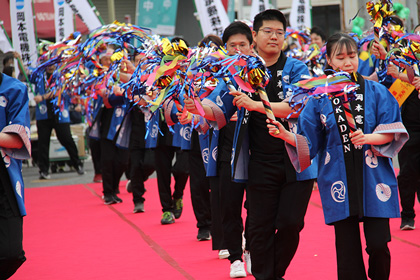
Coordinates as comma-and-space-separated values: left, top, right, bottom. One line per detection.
231, 9, 317, 280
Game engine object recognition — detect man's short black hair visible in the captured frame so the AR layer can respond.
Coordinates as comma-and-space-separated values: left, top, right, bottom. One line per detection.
222, 21, 253, 45
3, 52, 14, 67
310, 26, 327, 42
253, 9, 287, 34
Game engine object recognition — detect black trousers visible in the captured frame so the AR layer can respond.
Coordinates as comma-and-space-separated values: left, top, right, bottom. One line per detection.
89, 137, 102, 175
333, 216, 391, 280
397, 130, 420, 220
0, 216, 25, 280
189, 149, 211, 230
36, 119, 80, 174
247, 176, 313, 279
100, 139, 129, 196
154, 145, 189, 213
218, 161, 247, 263
128, 148, 155, 204
129, 148, 147, 203
209, 176, 224, 250
0, 191, 25, 280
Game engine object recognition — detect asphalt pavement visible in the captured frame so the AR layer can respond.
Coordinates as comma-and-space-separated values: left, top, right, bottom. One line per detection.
22, 156, 103, 189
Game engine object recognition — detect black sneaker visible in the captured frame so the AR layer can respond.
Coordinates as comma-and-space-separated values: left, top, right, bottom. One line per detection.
133, 201, 145, 213
126, 180, 132, 193
400, 218, 415, 230
197, 228, 211, 241
112, 194, 123, 203
75, 165, 85, 175
161, 211, 175, 225
173, 198, 183, 219
39, 172, 51, 180
104, 195, 116, 205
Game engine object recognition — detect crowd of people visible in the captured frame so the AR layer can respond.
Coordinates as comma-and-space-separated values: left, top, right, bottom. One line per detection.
1, 4, 420, 280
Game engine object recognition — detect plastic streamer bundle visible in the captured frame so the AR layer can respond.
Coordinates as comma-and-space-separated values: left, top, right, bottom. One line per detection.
192, 50, 281, 127
286, 27, 311, 48
288, 72, 360, 117
31, 21, 153, 124
366, 0, 395, 42
285, 27, 326, 76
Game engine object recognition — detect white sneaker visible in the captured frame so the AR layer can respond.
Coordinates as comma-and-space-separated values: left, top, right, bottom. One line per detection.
219, 249, 230, 259
243, 250, 252, 275
230, 260, 247, 278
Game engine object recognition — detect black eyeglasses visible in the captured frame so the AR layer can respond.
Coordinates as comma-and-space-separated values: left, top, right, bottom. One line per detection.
258, 28, 285, 37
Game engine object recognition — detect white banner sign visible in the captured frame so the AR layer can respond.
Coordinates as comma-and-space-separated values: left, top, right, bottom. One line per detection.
289, 0, 311, 31
0, 24, 13, 53
250, 0, 269, 22
10, 0, 38, 68
54, 0, 74, 42
64, 0, 102, 32
194, 0, 230, 37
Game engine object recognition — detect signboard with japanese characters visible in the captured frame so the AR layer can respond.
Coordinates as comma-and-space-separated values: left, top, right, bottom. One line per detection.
9, 0, 38, 68
0, 22, 13, 53
289, 0, 311, 31
54, 0, 74, 42
137, 0, 179, 36
194, 0, 230, 37
250, 0, 269, 22
64, 0, 102, 32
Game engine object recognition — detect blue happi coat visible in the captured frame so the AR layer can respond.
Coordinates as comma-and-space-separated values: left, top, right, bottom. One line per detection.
107, 94, 131, 149
199, 79, 241, 177
358, 52, 379, 77
88, 94, 131, 149
286, 79, 408, 224
0, 74, 31, 216
162, 97, 192, 150
34, 73, 70, 123
145, 108, 191, 150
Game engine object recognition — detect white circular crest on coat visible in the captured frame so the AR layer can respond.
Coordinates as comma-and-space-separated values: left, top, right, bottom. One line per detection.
231, 148, 235, 165
324, 152, 331, 165
320, 114, 327, 126
212, 146, 218, 161
331, 181, 346, 203
376, 183, 391, 202
115, 108, 122, 118
183, 126, 191, 141
39, 104, 48, 115
61, 109, 69, 118
16, 181, 22, 197
285, 88, 293, 98
2, 150, 10, 168
216, 96, 223, 107
0, 96, 7, 107
202, 148, 209, 164
151, 124, 158, 138
365, 149, 378, 168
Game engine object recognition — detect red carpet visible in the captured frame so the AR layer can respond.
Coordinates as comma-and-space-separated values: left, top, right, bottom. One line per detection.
11, 178, 420, 279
